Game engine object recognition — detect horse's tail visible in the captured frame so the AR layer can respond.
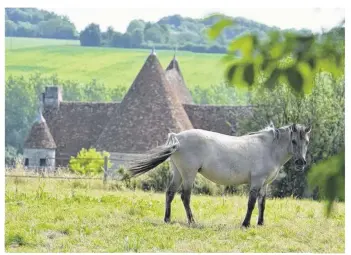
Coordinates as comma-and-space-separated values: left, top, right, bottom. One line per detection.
127, 133, 180, 177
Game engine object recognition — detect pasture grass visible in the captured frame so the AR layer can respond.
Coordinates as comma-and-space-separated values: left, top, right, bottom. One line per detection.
5, 37, 79, 50
5, 176, 344, 253
5, 37, 226, 89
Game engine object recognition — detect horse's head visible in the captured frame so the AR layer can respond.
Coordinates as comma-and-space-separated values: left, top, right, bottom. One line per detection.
289, 123, 311, 171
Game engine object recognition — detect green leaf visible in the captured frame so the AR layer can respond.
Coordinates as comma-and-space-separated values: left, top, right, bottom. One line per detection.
243, 64, 254, 86
265, 69, 280, 89
297, 62, 313, 94
221, 54, 237, 64
207, 18, 234, 40
261, 59, 270, 71
307, 58, 316, 70
286, 66, 303, 93
226, 65, 238, 83
228, 34, 254, 59
269, 42, 285, 59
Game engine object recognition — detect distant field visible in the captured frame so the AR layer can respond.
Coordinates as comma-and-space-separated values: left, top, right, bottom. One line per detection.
5, 37, 227, 89
5, 37, 80, 50
5, 176, 345, 253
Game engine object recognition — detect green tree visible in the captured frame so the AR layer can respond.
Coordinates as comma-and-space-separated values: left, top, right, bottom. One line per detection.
144, 24, 164, 43
79, 23, 102, 47
130, 29, 144, 47
5, 20, 17, 36
126, 19, 145, 33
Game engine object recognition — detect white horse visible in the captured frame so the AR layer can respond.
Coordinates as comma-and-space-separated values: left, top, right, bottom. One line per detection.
127, 123, 311, 227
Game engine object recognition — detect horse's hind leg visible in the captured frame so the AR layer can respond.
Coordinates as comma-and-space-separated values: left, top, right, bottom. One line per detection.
164, 160, 182, 223
180, 174, 197, 225
171, 154, 199, 225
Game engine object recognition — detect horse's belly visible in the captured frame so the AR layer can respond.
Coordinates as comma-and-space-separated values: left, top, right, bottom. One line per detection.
199, 167, 249, 186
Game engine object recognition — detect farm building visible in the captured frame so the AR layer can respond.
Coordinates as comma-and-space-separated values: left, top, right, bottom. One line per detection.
23, 49, 252, 170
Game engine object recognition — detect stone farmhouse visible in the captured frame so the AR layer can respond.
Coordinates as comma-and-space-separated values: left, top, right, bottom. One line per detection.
23, 50, 252, 170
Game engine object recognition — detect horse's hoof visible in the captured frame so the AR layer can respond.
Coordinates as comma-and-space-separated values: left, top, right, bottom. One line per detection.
241, 222, 250, 228
188, 221, 196, 227
257, 222, 264, 226
164, 218, 171, 224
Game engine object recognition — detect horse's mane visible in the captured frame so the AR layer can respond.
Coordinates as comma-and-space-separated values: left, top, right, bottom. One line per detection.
247, 122, 292, 141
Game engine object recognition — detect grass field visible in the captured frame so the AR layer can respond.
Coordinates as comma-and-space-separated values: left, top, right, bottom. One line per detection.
5, 176, 345, 253
5, 37, 79, 50
5, 37, 226, 89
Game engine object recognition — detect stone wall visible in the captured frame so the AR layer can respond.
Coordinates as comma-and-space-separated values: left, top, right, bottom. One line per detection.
23, 148, 56, 171
183, 104, 253, 135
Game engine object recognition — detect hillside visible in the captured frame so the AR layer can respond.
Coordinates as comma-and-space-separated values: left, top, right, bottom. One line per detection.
5, 37, 79, 50
5, 41, 226, 89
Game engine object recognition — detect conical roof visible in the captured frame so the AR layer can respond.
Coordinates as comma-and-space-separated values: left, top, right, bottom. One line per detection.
165, 55, 194, 104
24, 111, 56, 149
95, 52, 193, 153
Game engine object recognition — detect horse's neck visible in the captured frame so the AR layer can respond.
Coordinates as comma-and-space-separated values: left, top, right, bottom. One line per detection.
271, 128, 292, 166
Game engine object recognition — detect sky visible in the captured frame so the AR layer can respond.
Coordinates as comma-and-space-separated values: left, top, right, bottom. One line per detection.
45, 8, 345, 33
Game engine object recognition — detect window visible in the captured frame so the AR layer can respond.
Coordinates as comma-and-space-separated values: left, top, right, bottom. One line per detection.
40, 158, 46, 167
24, 158, 29, 166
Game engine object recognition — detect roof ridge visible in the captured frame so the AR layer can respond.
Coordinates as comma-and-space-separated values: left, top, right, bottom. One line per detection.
95, 52, 193, 153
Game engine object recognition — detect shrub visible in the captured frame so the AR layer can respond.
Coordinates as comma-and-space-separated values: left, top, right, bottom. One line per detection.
69, 148, 112, 176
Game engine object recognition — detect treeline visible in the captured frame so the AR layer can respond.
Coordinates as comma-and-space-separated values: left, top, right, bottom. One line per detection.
5, 8, 312, 54
5, 8, 78, 39
78, 15, 286, 53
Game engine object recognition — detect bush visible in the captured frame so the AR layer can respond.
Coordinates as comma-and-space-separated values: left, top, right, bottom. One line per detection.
237, 74, 344, 199
139, 161, 171, 192
69, 148, 112, 176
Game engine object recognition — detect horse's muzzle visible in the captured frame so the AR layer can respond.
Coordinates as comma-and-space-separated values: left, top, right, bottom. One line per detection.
295, 158, 306, 167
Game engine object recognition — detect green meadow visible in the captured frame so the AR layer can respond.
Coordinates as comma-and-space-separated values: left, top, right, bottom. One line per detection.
5, 37, 79, 50
5, 37, 227, 89
5, 177, 344, 253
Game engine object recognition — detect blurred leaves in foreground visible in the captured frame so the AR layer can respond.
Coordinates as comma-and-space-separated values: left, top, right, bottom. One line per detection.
308, 151, 345, 216
208, 13, 345, 216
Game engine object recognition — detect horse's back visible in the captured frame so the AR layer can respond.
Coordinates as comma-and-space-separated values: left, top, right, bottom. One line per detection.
171, 129, 254, 185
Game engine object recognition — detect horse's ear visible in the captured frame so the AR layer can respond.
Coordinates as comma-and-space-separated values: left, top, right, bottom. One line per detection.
305, 126, 312, 134
292, 123, 297, 132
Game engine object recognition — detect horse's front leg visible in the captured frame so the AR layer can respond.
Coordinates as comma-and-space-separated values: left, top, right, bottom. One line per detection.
257, 185, 267, 225
241, 187, 259, 228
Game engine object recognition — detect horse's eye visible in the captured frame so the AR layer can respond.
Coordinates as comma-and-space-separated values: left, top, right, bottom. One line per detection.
292, 140, 297, 145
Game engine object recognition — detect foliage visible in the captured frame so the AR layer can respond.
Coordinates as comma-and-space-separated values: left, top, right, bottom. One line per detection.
138, 161, 171, 192
5, 146, 21, 166
5, 8, 78, 39
5, 74, 126, 152
236, 75, 344, 199
209, 14, 344, 94
307, 151, 345, 216
69, 148, 112, 176
79, 23, 102, 47
72, 12, 310, 54
210, 14, 345, 214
